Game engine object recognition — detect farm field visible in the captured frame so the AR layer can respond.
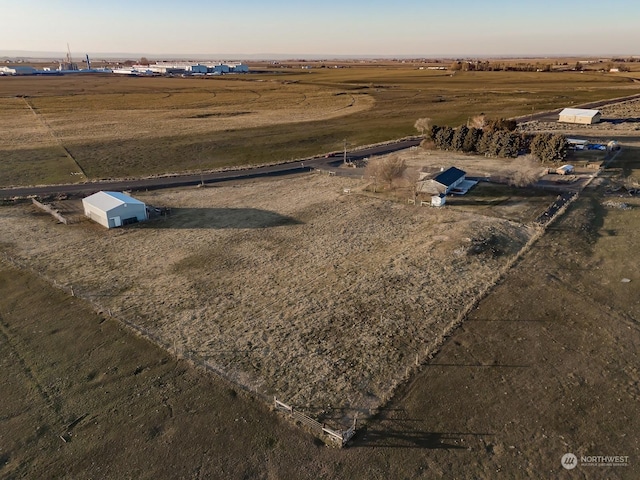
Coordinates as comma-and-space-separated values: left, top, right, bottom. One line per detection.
1, 149, 638, 478
0, 171, 546, 425
2, 61, 640, 477
1, 66, 640, 186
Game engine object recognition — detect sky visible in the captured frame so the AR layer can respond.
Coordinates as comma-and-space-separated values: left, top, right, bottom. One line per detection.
1, 0, 639, 58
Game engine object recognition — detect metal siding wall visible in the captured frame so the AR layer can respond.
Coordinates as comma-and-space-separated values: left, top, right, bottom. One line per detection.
112, 204, 146, 223
83, 201, 109, 228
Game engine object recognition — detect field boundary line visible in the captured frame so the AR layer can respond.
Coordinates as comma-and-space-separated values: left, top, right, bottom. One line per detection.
21, 96, 88, 180
368, 188, 585, 420
0, 251, 271, 408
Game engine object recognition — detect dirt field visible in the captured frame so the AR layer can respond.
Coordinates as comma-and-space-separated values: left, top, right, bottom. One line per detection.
2, 69, 640, 477
0, 172, 543, 426
1, 162, 638, 478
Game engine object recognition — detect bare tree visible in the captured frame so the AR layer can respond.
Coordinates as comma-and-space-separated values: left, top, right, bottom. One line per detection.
365, 155, 407, 190
507, 154, 545, 187
414, 117, 432, 136
468, 114, 487, 129
402, 166, 422, 197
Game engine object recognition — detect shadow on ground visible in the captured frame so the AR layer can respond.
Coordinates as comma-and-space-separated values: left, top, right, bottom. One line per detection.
142, 207, 303, 229
353, 425, 491, 449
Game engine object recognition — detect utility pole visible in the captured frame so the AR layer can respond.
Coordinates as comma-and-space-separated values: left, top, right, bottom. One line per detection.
343, 138, 348, 166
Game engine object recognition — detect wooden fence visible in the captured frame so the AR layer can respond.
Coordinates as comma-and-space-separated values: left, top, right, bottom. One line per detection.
274, 397, 357, 447
32, 198, 69, 225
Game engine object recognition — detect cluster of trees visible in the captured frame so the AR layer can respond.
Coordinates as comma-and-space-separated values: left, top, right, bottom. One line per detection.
450, 61, 553, 72
529, 133, 568, 163
449, 59, 636, 73
429, 125, 524, 158
416, 117, 567, 163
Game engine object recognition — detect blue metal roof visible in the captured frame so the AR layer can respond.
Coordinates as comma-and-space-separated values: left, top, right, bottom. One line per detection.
433, 167, 466, 187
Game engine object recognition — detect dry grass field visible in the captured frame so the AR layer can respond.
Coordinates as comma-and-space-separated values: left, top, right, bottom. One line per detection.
1, 67, 639, 186
1, 147, 638, 478
0, 97, 84, 185
0, 172, 544, 424
2, 62, 640, 477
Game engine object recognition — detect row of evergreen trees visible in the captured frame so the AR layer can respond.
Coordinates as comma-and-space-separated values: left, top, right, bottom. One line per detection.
426, 123, 567, 163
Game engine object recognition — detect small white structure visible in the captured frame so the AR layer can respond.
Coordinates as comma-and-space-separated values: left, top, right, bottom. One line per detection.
558, 108, 601, 125
556, 164, 575, 175
567, 138, 590, 150
431, 194, 446, 207
82, 191, 147, 228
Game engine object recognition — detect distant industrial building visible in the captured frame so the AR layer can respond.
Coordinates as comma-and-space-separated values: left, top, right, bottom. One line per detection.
82, 191, 147, 228
0, 65, 38, 75
135, 62, 249, 75
0, 58, 249, 77
558, 108, 601, 125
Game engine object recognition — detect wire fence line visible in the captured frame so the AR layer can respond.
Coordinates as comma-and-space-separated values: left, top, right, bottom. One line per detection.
1, 250, 360, 445
1, 159, 600, 448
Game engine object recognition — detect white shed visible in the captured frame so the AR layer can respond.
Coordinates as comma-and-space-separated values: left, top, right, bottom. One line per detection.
431, 194, 446, 207
558, 108, 601, 124
82, 191, 147, 228
556, 164, 575, 175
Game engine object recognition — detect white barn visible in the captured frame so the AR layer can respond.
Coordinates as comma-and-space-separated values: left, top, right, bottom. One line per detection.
82, 191, 147, 228
558, 108, 601, 125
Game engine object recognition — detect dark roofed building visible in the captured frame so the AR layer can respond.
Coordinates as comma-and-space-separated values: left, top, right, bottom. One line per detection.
418, 167, 467, 195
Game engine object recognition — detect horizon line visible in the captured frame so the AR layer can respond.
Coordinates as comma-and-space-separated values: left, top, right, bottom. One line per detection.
1, 50, 639, 61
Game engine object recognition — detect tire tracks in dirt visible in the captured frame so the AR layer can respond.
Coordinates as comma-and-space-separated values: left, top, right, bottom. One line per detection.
0, 312, 64, 426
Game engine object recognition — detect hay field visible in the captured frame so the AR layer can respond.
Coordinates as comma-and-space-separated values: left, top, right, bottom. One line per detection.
0, 173, 537, 421
1, 68, 639, 185
0, 97, 84, 185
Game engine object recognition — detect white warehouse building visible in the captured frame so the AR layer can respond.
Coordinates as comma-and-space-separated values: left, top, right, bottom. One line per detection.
558, 108, 601, 125
82, 191, 147, 228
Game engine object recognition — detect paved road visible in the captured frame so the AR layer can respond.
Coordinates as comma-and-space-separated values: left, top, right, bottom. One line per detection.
0, 138, 421, 199
4, 90, 637, 200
